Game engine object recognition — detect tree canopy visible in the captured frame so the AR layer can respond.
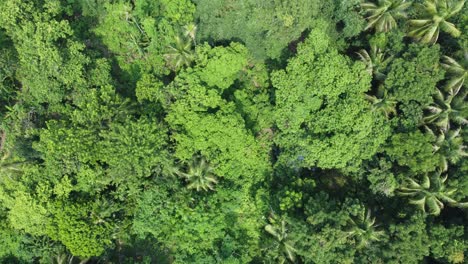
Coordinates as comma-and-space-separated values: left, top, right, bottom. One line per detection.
0, 0, 467, 263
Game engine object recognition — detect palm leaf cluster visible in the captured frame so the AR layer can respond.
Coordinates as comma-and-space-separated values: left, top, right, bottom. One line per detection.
346, 208, 385, 249
164, 23, 198, 71
361, 0, 412, 32
398, 172, 468, 215
176, 156, 218, 192
365, 85, 398, 118
423, 87, 467, 131
425, 127, 467, 171
408, 0, 466, 44
441, 53, 467, 93
0, 150, 23, 179
356, 41, 398, 119
264, 213, 298, 263
356, 44, 393, 81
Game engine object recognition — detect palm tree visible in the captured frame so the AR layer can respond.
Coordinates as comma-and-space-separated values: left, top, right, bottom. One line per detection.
183, 23, 198, 43
264, 212, 297, 263
426, 127, 467, 171
365, 85, 398, 118
423, 87, 467, 131
361, 0, 412, 32
177, 156, 218, 192
441, 52, 467, 93
408, 0, 466, 44
164, 36, 195, 71
398, 171, 468, 215
356, 45, 392, 81
346, 208, 385, 249
0, 150, 23, 179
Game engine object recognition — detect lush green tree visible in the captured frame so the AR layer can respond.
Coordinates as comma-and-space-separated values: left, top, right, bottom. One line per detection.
0, 0, 89, 107
385, 130, 441, 173
386, 44, 444, 106
382, 214, 430, 263
164, 35, 195, 71
92, 0, 195, 78
428, 224, 466, 263
0, 0, 467, 262
273, 23, 390, 170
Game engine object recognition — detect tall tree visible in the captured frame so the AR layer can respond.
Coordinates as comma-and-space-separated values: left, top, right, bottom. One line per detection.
272, 23, 390, 170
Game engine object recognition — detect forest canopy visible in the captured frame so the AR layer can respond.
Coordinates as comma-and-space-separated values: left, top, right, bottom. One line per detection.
0, 0, 467, 263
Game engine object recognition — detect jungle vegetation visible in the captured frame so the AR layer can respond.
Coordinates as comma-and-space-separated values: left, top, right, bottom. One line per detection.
0, 0, 467, 263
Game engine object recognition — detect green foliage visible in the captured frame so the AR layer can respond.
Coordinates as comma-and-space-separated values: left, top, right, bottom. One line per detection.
93, 0, 195, 77
273, 24, 390, 169
428, 224, 466, 263
52, 201, 113, 257
383, 214, 429, 263
194, 0, 321, 59
0, 0, 467, 262
0, 0, 89, 107
385, 130, 441, 173
386, 44, 444, 106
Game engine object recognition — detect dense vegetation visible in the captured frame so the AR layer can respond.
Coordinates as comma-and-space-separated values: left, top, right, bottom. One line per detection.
0, 0, 467, 263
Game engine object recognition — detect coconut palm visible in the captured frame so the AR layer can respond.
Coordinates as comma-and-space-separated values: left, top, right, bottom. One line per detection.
184, 23, 197, 43
0, 150, 23, 179
356, 45, 392, 81
346, 208, 385, 249
164, 35, 195, 71
177, 156, 218, 192
398, 171, 468, 215
361, 0, 412, 32
264, 213, 297, 263
365, 85, 398, 118
408, 0, 466, 44
441, 52, 467, 93
426, 127, 467, 171
423, 87, 467, 131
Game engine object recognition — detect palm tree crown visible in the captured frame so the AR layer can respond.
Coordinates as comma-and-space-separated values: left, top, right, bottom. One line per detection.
398, 171, 467, 215
356, 44, 392, 81
423, 87, 467, 131
164, 35, 195, 71
441, 52, 467, 93
408, 0, 466, 44
426, 127, 467, 171
365, 85, 397, 118
361, 0, 412, 32
264, 213, 297, 263
346, 208, 385, 249
177, 156, 218, 192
